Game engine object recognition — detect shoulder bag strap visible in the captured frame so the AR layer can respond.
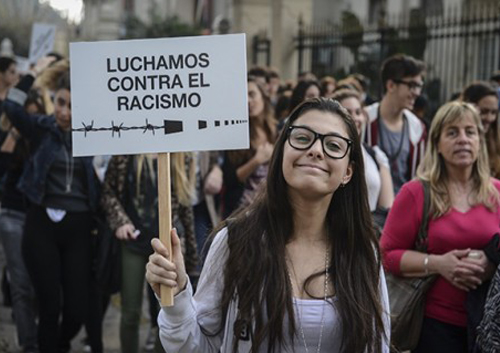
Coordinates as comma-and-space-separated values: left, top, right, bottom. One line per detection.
415, 180, 431, 253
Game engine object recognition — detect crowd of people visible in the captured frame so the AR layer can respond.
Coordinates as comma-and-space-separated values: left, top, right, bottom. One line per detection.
0, 49, 500, 353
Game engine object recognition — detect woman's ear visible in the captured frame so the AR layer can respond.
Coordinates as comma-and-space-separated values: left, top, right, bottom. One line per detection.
342, 163, 354, 185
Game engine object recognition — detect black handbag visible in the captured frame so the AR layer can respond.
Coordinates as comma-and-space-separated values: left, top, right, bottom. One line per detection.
385, 181, 437, 351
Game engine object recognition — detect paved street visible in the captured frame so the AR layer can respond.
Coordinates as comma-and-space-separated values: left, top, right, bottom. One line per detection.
0, 244, 153, 353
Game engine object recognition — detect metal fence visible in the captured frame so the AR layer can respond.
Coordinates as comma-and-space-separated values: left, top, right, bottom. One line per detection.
252, 30, 271, 67
295, 2, 500, 110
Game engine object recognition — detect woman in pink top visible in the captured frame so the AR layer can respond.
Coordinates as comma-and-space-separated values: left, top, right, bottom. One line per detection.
381, 101, 499, 352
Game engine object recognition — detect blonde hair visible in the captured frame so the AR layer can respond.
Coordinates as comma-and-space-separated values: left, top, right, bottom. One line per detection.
135, 153, 195, 207
171, 152, 196, 207
135, 155, 156, 198
417, 101, 499, 217
34, 59, 70, 115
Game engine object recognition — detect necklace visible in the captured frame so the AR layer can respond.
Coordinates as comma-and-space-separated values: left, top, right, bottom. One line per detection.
287, 248, 330, 353
62, 144, 74, 193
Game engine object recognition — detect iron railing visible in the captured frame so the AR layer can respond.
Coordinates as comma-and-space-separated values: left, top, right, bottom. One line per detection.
295, 2, 500, 110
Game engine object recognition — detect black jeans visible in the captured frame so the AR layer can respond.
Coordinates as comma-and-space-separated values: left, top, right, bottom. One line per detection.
22, 205, 92, 353
413, 316, 467, 353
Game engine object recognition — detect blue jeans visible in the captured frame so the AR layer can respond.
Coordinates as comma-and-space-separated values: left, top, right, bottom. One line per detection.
0, 209, 37, 350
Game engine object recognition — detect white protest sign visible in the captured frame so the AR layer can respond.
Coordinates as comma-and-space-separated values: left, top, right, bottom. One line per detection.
29, 23, 56, 64
15, 56, 30, 73
70, 34, 249, 157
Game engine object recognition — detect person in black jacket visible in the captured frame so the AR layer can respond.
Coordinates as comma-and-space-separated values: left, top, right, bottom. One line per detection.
4, 57, 100, 353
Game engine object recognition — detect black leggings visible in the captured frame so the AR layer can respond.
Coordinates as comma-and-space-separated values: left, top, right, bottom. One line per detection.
22, 205, 92, 353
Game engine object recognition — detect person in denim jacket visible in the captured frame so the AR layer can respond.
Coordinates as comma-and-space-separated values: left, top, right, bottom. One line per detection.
3, 57, 100, 353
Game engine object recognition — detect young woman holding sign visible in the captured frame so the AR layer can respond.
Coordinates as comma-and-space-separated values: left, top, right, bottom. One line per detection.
3, 58, 101, 353
146, 98, 390, 352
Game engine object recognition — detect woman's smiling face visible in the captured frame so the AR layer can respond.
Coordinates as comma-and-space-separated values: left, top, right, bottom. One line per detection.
282, 109, 353, 199
339, 96, 365, 136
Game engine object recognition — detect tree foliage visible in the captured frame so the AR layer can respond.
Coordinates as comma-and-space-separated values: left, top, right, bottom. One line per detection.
341, 11, 364, 62
123, 7, 201, 40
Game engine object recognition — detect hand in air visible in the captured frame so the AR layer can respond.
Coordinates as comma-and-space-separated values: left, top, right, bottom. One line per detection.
32, 56, 56, 76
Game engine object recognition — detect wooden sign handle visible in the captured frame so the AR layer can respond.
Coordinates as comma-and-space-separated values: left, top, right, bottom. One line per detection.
158, 153, 174, 306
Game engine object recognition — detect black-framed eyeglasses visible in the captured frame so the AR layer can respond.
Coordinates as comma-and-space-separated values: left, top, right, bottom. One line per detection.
287, 125, 352, 159
393, 79, 424, 91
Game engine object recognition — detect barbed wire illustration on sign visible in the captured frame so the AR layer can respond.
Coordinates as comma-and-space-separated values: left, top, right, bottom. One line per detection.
72, 118, 248, 137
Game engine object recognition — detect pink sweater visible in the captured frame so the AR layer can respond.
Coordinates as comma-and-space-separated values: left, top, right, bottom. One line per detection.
381, 179, 500, 327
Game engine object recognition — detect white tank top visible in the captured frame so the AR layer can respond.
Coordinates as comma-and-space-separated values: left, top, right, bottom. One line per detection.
280, 297, 342, 353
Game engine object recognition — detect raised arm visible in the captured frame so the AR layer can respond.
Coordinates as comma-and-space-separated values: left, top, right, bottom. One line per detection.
149, 228, 230, 353
3, 57, 55, 142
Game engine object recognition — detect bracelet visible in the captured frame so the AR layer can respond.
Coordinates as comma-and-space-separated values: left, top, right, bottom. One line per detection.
424, 255, 429, 275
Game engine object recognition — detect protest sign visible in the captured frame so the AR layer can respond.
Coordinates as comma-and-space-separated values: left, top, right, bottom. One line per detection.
29, 23, 56, 64
15, 56, 30, 73
70, 34, 248, 305
70, 34, 249, 157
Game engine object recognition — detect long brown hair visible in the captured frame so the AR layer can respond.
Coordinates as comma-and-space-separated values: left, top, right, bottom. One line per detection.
213, 98, 386, 352
226, 76, 276, 167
